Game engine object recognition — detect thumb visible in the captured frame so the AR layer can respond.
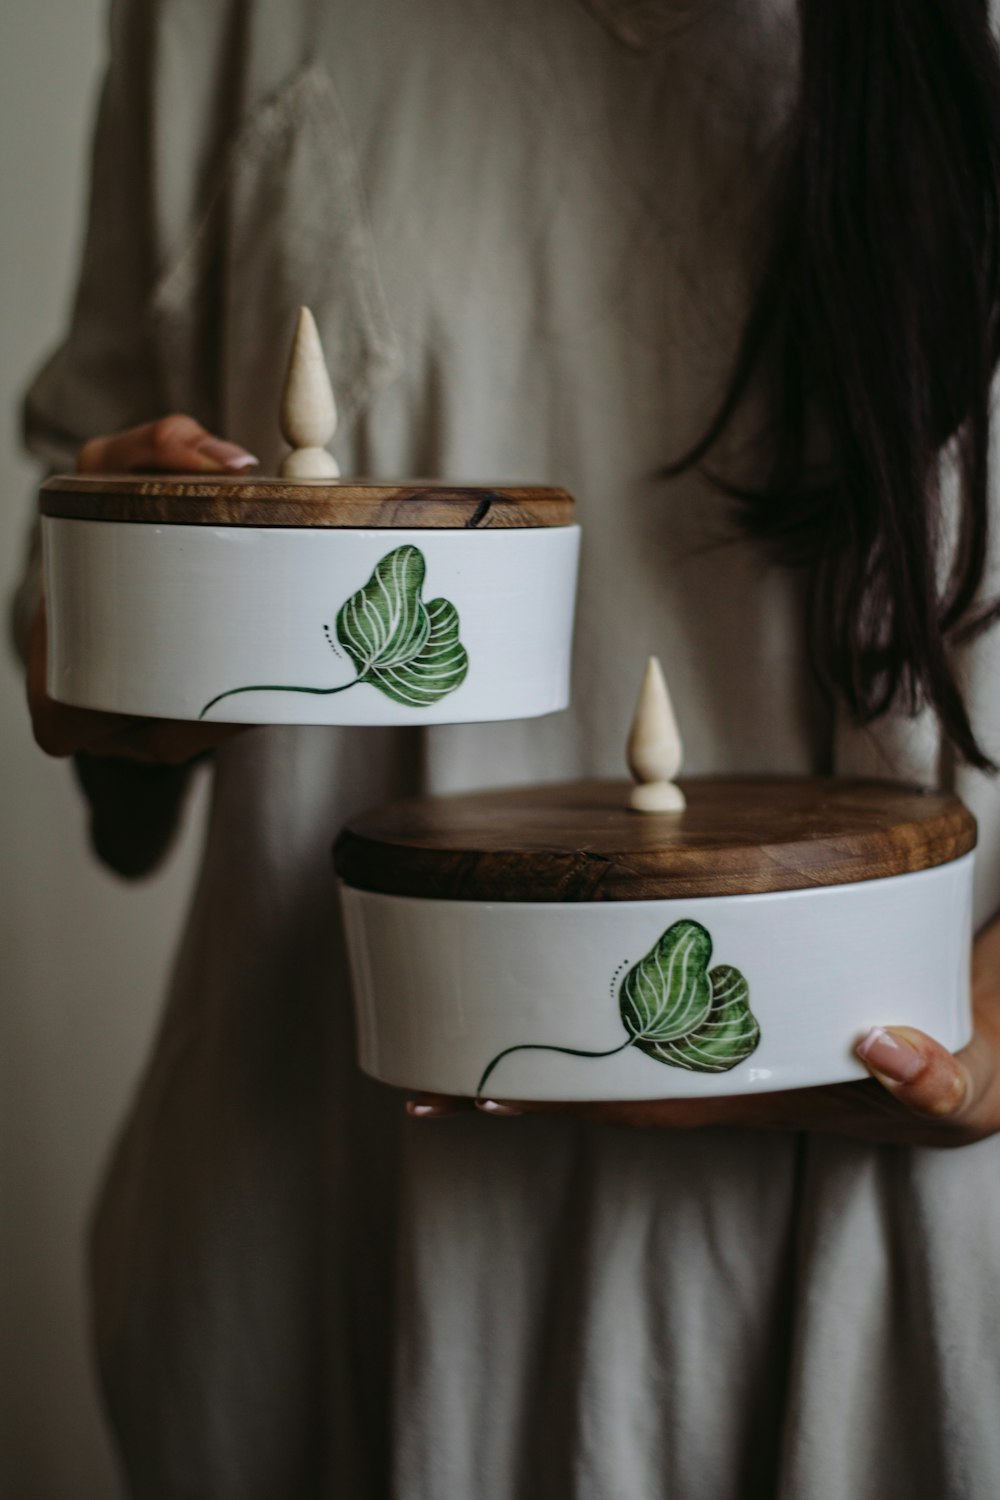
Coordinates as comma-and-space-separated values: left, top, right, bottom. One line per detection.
856, 1025, 990, 1122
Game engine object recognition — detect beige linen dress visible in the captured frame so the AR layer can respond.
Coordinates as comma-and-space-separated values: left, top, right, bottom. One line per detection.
22, 1, 1000, 1495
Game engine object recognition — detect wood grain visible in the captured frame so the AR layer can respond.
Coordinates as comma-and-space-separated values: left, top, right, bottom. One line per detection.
333, 777, 977, 902
40, 475, 575, 529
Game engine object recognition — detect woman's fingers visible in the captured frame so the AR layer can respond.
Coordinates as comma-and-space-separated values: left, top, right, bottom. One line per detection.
102, 717, 246, 765
25, 602, 130, 754
471, 1024, 1000, 1143
28, 597, 245, 765
857, 1024, 1000, 1139
474, 1096, 741, 1129
32, 696, 242, 765
76, 414, 258, 474
408, 1010, 1000, 1144
405, 1094, 470, 1118
857, 1027, 965, 1113
31, 694, 139, 759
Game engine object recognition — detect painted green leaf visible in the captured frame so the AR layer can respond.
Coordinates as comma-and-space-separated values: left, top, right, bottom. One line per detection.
643, 964, 761, 1073
336, 545, 432, 675
336, 545, 469, 706
619, 919, 713, 1047
477, 923, 762, 1094
199, 543, 467, 719
366, 596, 469, 705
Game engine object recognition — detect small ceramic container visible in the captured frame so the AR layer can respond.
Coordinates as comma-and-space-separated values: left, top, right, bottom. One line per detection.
334, 777, 976, 1100
41, 476, 579, 725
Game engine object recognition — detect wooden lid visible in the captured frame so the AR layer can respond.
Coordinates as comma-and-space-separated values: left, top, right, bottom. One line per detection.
39, 475, 575, 529
333, 776, 976, 902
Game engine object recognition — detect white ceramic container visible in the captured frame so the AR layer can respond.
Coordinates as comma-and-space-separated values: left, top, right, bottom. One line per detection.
41, 477, 579, 726
334, 777, 976, 1101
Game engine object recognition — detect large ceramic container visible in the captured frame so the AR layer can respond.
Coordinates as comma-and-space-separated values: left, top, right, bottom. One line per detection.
41, 476, 579, 725
334, 778, 976, 1100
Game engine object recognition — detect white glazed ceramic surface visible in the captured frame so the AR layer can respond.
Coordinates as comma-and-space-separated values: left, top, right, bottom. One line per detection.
43, 518, 580, 725
339, 853, 975, 1099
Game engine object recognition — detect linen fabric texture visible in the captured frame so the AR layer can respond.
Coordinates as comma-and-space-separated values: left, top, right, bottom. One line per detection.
21, 1, 1000, 1496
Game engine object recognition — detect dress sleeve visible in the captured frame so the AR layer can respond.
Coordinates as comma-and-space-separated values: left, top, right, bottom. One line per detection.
12, 1, 164, 660
22, 0, 165, 472
15, 1, 191, 878
14, 0, 402, 875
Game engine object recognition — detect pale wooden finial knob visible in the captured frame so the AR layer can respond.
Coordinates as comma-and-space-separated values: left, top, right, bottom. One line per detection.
626, 655, 686, 813
279, 306, 340, 478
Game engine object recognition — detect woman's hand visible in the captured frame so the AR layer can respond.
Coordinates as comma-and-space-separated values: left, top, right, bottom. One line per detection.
407, 912, 1000, 1149
28, 415, 258, 766
75, 412, 258, 478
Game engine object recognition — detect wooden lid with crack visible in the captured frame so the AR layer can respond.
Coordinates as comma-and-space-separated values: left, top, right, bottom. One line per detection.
39, 475, 575, 529
333, 776, 977, 902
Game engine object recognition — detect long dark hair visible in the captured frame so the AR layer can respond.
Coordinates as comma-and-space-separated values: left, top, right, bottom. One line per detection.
670, 0, 1000, 769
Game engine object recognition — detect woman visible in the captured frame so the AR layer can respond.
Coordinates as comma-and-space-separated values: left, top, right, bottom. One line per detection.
20, 0, 1000, 1495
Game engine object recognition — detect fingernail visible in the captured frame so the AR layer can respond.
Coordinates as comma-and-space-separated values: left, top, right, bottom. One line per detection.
475, 1099, 524, 1117
195, 438, 259, 472
857, 1027, 926, 1084
405, 1099, 454, 1118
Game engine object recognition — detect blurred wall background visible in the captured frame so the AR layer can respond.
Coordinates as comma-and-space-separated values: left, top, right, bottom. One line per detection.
0, 5, 208, 1494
